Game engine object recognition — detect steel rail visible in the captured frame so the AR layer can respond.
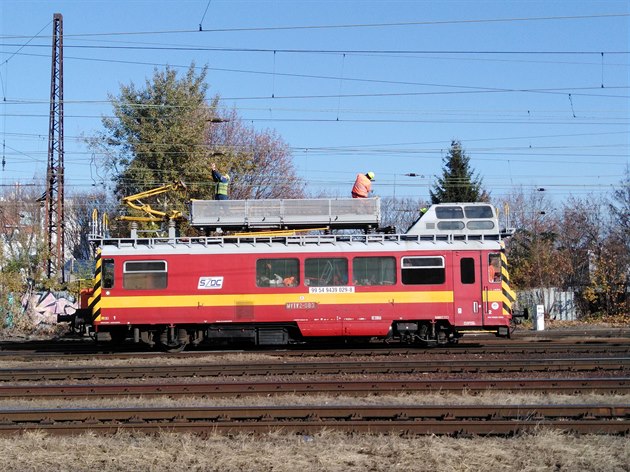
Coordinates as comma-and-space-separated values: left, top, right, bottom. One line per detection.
270, 344, 630, 357
1, 358, 628, 382
0, 377, 628, 399
512, 328, 630, 339
0, 405, 627, 436
0, 344, 628, 364
1, 331, 629, 358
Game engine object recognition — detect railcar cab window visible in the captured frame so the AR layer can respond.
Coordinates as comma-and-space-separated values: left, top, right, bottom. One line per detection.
305, 258, 348, 287
488, 253, 501, 283
353, 257, 396, 286
465, 205, 495, 230
401, 256, 445, 285
256, 258, 299, 287
102, 259, 114, 289
437, 221, 465, 230
464, 205, 494, 218
460, 257, 475, 284
435, 206, 464, 219
467, 220, 495, 230
123, 261, 167, 290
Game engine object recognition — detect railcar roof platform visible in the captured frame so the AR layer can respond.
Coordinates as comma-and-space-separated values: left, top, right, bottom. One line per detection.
188, 197, 381, 231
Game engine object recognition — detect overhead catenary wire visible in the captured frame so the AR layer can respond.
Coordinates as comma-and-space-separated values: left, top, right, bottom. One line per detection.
198, 0, 212, 32
0, 10, 626, 204
5, 46, 629, 70
2, 111, 628, 126
3, 41, 630, 56
1, 12, 628, 39
2, 49, 628, 102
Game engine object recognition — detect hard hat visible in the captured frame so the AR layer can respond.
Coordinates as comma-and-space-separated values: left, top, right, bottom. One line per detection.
366, 171, 375, 180
225, 174, 230, 180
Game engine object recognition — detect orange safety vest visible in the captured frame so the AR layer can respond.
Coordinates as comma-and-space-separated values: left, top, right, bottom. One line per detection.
351, 174, 372, 198
488, 264, 500, 282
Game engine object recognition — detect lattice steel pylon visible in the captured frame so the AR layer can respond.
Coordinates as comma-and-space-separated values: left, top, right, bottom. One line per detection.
45, 13, 65, 281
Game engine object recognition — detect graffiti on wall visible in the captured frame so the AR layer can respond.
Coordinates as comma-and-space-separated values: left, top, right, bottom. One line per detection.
21, 291, 78, 325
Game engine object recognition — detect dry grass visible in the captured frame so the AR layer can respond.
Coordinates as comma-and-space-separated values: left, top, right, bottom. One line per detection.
0, 391, 628, 410
0, 352, 285, 369
1, 392, 627, 471
0, 429, 627, 472
2, 332, 628, 471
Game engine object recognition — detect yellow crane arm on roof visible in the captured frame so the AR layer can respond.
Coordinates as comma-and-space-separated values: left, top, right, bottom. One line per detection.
119, 180, 187, 223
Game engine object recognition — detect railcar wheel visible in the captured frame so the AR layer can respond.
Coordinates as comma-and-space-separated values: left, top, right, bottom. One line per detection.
159, 327, 189, 353
163, 341, 188, 353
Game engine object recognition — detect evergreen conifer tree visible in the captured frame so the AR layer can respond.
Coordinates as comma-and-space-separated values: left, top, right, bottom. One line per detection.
430, 140, 487, 203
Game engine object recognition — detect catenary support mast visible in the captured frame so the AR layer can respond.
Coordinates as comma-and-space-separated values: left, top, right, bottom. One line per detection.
45, 13, 65, 281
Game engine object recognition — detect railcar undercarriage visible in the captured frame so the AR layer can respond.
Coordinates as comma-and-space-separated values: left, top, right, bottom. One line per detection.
392, 320, 461, 346
87, 319, 513, 352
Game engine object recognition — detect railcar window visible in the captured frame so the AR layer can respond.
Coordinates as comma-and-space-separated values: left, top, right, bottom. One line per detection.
102, 259, 114, 289
467, 220, 495, 230
464, 205, 494, 218
123, 260, 167, 290
488, 253, 501, 283
305, 258, 348, 287
401, 256, 445, 285
353, 257, 396, 286
437, 221, 465, 230
435, 206, 464, 219
256, 258, 299, 287
460, 258, 475, 284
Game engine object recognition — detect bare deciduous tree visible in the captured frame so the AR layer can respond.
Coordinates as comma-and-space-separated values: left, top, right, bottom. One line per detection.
0, 184, 48, 329
379, 196, 427, 233
502, 188, 570, 317
205, 108, 304, 200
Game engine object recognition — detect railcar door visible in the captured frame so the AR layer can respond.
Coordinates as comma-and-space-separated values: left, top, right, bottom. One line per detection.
452, 252, 483, 327
482, 251, 504, 325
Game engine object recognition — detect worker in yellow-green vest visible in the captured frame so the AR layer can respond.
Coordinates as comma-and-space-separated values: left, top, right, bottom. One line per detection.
211, 162, 230, 200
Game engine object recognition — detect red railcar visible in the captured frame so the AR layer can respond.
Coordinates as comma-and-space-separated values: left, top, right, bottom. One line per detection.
69, 200, 515, 351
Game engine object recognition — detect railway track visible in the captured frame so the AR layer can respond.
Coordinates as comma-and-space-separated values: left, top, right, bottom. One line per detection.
1, 334, 626, 439
0, 330, 628, 359
0, 357, 627, 382
0, 404, 627, 436
2, 343, 630, 361
1, 377, 627, 399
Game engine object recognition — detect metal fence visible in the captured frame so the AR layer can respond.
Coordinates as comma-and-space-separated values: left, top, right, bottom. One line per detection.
517, 288, 578, 321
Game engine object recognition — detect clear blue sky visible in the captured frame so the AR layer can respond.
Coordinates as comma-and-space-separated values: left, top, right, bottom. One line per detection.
1, 0, 628, 205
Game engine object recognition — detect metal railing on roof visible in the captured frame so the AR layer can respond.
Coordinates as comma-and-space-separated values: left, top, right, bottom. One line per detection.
96, 231, 501, 249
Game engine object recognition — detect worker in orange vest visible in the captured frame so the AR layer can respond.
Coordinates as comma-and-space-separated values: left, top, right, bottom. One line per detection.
351, 171, 375, 198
